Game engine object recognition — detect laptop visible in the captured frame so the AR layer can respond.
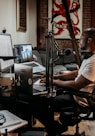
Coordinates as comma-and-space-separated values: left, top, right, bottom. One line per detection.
14, 63, 47, 96
14, 44, 45, 73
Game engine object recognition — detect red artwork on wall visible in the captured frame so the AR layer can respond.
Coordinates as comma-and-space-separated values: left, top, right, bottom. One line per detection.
48, 0, 83, 39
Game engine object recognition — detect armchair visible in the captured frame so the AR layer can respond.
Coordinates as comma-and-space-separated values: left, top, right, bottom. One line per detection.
57, 87, 95, 136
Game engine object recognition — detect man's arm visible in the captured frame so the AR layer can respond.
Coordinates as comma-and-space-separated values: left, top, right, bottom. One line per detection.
53, 75, 92, 90
54, 70, 78, 80
40, 71, 92, 90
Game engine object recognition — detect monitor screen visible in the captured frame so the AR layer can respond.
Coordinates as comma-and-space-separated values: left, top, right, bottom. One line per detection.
0, 33, 14, 72
14, 44, 33, 63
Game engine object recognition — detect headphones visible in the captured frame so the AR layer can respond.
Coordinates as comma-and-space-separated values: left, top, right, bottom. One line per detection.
83, 52, 93, 59
0, 113, 6, 125
81, 50, 93, 59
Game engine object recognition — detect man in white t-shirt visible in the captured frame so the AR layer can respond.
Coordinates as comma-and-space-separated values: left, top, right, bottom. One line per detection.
41, 28, 95, 107
37, 28, 95, 135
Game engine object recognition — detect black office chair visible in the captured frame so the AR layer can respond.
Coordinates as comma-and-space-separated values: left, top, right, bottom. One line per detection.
56, 87, 95, 136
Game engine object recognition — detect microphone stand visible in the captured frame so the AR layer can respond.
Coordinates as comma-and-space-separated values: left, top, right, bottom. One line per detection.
45, 32, 54, 96
45, 32, 50, 95
45, 31, 60, 96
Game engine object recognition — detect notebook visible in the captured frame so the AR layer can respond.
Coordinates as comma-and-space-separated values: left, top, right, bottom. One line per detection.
14, 63, 47, 96
14, 44, 45, 73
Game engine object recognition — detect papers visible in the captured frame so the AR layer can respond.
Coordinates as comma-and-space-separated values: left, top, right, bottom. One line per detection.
0, 110, 28, 133
34, 79, 45, 86
33, 79, 46, 92
33, 79, 56, 94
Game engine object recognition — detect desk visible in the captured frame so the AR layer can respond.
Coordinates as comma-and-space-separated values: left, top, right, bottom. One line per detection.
0, 77, 56, 134
0, 70, 58, 136
0, 90, 45, 129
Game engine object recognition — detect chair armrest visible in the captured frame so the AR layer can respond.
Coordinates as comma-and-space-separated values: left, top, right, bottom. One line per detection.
57, 87, 93, 98
57, 87, 95, 107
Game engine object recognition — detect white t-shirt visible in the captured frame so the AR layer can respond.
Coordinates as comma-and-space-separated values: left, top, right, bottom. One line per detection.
74, 54, 95, 107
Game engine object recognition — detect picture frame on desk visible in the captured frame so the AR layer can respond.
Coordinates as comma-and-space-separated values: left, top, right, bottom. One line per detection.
16, 0, 27, 32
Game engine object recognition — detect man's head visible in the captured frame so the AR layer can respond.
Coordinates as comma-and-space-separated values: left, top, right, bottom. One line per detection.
79, 28, 95, 53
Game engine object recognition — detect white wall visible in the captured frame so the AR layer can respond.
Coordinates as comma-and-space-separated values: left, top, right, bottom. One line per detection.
0, 0, 37, 47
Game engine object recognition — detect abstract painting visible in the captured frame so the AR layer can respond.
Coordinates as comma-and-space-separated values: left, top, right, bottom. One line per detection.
48, 0, 83, 39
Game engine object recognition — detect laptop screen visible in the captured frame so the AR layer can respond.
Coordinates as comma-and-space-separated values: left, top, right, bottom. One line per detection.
14, 44, 33, 63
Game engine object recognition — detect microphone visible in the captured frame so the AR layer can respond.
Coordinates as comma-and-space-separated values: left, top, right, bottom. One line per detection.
54, 48, 72, 62
57, 48, 72, 56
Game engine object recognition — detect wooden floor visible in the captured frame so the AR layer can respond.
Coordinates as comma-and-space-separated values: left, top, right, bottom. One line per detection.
6, 114, 95, 136
33, 114, 95, 136
6, 120, 95, 136
62, 120, 95, 136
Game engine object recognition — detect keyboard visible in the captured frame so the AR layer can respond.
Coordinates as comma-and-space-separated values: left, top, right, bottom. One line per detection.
22, 61, 46, 73
33, 84, 46, 92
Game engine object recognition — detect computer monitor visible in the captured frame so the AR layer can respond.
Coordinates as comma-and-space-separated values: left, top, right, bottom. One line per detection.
0, 33, 14, 72
14, 44, 46, 74
14, 44, 33, 63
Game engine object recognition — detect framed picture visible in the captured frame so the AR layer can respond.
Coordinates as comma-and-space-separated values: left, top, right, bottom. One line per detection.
48, 0, 83, 39
16, 0, 27, 32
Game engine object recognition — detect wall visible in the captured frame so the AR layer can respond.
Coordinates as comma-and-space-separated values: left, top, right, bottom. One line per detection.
0, 0, 37, 47
37, 0, 92, 49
